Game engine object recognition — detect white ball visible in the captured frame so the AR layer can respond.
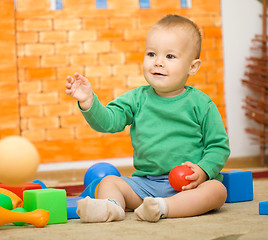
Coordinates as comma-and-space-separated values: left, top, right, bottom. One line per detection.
0, 136, 40, 185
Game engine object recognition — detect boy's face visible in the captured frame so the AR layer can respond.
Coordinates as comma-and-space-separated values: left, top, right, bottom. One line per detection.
143, 25, 200, 97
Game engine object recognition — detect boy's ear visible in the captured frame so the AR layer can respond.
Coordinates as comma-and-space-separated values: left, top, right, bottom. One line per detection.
188, 59, 201, 76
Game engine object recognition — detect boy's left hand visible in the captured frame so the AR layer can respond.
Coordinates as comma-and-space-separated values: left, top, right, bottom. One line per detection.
181, 161, 208, 191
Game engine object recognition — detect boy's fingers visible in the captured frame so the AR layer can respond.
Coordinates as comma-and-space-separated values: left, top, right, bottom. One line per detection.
185, 173, 196, 181
65, 89, 72, 95
65, 82, 72, 89
66, 76, 74, 83
74, 72, 85, 82
74, 72, 90, 85
181, 184, 192, 191
182, 161, 194, 169
182, 181, 198, 191
74, 72, 80, 78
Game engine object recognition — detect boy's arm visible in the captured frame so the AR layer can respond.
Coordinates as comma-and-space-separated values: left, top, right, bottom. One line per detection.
80, 91, 136, 133
182, 102, 230, 190
197, 102, 230, 180
66, 72, 135, 133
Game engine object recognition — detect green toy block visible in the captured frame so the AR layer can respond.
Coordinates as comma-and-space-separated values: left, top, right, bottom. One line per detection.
23, 188, 67, 225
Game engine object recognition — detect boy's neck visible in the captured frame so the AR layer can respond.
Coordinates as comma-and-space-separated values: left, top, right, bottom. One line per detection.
154, 87, 186, 98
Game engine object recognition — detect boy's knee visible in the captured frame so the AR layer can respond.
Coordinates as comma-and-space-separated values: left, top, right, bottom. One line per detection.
211, 180, 227, 204
99, 175, 122, 187
99, 175, 134, 196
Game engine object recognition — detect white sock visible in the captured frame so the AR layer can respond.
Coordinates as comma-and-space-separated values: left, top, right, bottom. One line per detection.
76, 197, 125, 223
154, 197, 167, 218
134, 197, 167, 222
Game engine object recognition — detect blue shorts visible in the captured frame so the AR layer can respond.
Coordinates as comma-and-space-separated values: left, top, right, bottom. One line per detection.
121, 175, 179, 199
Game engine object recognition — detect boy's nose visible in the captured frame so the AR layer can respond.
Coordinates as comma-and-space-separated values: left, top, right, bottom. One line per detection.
155, 57, 164, 67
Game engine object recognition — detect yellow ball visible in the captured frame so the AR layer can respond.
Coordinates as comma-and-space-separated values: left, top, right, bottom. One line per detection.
0, 136, 40, 186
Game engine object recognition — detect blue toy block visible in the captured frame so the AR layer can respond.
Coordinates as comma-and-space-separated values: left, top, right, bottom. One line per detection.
67, 196, 83, 219
221, 170, 253, 203
259, 201, 268, 215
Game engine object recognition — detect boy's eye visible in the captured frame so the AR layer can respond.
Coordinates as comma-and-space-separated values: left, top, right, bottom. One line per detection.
166, 54, 175, 59
147, 52, 156, 57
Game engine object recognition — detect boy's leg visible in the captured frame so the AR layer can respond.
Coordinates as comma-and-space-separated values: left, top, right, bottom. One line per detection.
165, 180, 227, 218
98, 175, 143, 210
77, 175, 143, 223
135, 180, 227, 222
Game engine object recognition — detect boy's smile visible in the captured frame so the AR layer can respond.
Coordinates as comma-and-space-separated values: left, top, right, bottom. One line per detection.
152, 70, 168, 77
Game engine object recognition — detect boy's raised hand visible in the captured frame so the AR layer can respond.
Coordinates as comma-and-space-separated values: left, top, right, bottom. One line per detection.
65, 72, 94, 110
181, 161, 208, 191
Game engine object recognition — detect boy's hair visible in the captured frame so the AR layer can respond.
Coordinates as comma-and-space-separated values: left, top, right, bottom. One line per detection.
155, 14, 202, 59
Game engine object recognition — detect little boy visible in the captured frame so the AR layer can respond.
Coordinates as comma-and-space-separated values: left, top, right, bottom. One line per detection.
65, 14, 230, 223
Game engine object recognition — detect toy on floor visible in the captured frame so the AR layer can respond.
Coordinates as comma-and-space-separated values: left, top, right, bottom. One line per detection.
32, 180, 47, 189
66, 163, 120, 219
80, 177, 102, 198
0, 206, 49, 228
23, 188, 67, 224
67, 177, 102, 219
0, 182, 42, 200
0, 188, 23, 208
67, 196, 83, 219
259, 201, 268, 215
221, 170, 253, 203
84, 162, 121, 188
0, 193, 13, 210
169, 165, 194, 191
68, 178, 101, 219
0, 136, 39, 186
12, 208, 29, 226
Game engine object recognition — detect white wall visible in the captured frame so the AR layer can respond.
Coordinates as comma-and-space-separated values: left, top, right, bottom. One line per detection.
221, 0, 263, 157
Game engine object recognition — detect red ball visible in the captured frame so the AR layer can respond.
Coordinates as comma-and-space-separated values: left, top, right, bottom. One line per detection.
168, 165, 194, 191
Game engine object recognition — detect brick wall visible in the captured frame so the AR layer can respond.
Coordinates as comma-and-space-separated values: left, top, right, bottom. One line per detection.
0, 0, 226, 163
0, 0, 20, 138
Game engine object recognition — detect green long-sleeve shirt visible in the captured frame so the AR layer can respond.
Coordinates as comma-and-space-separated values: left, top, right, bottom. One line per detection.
80, 85, 230, 181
